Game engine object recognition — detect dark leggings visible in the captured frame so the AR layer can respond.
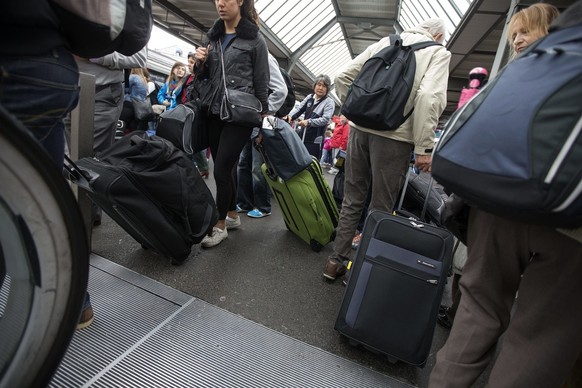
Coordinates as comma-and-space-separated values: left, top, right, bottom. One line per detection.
207, 115, 253, 220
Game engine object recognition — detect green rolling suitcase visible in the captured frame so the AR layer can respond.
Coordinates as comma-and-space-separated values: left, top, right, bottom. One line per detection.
262, 159, 339, 251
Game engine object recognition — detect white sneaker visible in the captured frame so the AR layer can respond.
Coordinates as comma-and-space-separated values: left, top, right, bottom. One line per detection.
226, 215, 241, 229
328, 167, 339, 175
201, 227, 228, 248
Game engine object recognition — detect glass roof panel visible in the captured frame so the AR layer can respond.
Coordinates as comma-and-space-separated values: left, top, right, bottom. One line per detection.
255, 0, 474, 87
299, 24, 351, 80
256, 0, 336, 52
399, 0, 472, 41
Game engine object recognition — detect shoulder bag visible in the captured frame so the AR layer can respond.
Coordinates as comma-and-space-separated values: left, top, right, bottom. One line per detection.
131, 97, 155, 121
218, 40, 262, 128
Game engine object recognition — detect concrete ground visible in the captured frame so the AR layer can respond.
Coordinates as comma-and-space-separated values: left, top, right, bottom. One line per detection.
90, 162, 487, 388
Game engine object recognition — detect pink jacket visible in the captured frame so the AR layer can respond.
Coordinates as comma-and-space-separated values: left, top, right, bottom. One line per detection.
323, 137, 332, 150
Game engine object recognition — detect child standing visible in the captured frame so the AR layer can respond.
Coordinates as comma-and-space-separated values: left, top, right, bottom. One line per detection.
157, 62, 187, 111
320, 129, 333, 167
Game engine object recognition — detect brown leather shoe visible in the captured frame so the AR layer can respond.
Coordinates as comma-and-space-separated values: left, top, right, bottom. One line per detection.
200, 170, 209, 179
323, 257, 347, 280
76, 305, 94, 330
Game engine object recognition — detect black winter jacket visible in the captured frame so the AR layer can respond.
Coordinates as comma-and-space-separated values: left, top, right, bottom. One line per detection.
202, 17, 270, 116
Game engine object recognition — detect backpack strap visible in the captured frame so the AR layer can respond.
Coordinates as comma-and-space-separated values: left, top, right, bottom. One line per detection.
409, 40, 442, 50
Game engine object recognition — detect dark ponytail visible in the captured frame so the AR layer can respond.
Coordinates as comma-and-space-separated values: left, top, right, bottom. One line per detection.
241, 0, 259, 25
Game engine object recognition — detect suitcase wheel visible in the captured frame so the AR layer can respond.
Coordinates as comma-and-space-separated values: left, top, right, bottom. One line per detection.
310, 239, 323, 252
171, 254, 189, 266
348, 339, 360, 347
387, 356, 399, 364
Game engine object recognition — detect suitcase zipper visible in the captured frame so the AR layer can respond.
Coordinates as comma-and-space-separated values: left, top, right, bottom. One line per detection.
306, 161, 339, 227
366, 256, 439, 285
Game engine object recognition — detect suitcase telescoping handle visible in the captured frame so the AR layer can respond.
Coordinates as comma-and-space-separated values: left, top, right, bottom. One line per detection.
396, 166, 433, 222
254, 141, 278, 181
253, 117, 280, 181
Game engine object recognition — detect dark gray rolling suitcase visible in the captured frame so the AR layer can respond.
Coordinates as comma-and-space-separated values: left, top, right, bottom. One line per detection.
335, 172, 454, 366
64, 133, 218, 264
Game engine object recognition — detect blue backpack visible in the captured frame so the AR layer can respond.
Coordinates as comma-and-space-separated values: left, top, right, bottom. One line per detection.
432, 24, 582, 228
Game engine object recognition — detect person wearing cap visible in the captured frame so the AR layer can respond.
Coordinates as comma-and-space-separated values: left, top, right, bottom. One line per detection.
285, 74, 335, 159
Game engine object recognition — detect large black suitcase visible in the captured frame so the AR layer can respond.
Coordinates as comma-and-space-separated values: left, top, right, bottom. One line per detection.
335, 209, 454, 366
65, 133, 218, 264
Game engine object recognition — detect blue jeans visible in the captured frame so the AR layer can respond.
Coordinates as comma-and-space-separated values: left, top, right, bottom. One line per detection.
0, 47, 79, 166
0, 48, 90, 311
237, 132, 271, 214
320, 148, 332, 165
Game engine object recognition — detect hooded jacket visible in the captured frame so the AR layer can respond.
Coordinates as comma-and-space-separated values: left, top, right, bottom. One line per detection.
335, 27, 451, 155
202, 17, 270, 116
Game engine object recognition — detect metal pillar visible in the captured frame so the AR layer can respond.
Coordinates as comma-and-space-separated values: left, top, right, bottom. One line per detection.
69, 72, 95, 246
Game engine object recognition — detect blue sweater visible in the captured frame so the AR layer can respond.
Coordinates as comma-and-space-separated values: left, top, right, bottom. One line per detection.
157, 80, 183, 110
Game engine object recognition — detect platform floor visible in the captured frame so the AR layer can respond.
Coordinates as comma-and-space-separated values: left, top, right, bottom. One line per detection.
53, 165, 488, 387
51, 255, 414, 387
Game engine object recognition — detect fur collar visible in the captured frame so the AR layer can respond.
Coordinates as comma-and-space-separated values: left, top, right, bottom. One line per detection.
207, 17, 259, 42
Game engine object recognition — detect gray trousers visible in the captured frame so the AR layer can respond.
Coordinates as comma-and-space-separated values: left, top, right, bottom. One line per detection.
332, 127, 412, 259
93, 82, 124, 153
429, 209, 582, 387
64, 81, 123, 155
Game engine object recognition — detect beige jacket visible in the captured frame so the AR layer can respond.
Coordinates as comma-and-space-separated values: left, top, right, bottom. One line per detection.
334, 28, 451, 155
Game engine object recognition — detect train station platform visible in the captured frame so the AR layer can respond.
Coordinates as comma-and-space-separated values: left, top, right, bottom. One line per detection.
51, 167, 471, 387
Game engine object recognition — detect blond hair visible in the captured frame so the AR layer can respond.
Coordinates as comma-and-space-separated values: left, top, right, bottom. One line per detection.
508, 3, 559, 56
130, 68, 148, 87
165, 61, 187, 91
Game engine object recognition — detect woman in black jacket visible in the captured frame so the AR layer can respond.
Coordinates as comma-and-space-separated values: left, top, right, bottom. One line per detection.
194, 0, 270, 248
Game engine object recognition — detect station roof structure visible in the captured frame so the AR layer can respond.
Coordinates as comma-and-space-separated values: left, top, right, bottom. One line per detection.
151, 0, 574, 119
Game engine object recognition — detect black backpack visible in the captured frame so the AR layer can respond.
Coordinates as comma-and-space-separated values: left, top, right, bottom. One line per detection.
50, 0, 153, 58
276, 67, 296, 118
341, 35, 440, 131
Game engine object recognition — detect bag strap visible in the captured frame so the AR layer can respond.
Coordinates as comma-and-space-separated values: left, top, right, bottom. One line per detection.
218, 39, 228, 101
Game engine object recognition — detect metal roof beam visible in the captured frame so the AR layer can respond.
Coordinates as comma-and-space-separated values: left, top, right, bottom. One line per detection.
153, 0, 208, 32
336, 16, 397, 27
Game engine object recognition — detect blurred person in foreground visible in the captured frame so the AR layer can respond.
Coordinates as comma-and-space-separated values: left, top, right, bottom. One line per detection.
428, 4, 582, 387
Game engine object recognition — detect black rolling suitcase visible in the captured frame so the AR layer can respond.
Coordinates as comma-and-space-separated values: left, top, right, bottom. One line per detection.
65, 133, 218, 264
335, 172, 454, 366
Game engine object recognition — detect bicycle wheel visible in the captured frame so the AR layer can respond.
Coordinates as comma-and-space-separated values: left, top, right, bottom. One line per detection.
0, 105, 89, 387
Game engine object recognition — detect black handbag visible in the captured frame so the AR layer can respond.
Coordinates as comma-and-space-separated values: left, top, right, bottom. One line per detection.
218, 40, 262, 128
131, 97, 155, 121
187, 66, 215, 112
